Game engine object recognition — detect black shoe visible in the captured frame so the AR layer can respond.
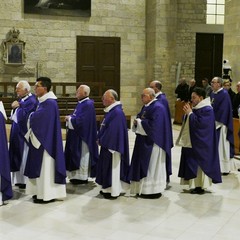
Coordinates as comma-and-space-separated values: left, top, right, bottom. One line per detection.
33, 198, 55, 204
70, 179, 88, 185
18, 184, 26, 189
32, 195, 37, 200
190, 187, 205, 195
222, 172, 230, 176
139, 193, 162, 199
99, 191, 118, 200
15, 183, 26, 189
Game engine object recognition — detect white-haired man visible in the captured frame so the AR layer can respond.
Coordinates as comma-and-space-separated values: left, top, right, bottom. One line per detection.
9, 80, 38, 189
129, 88, 172, 199
65, 85, 99, 185
96, 89, 130, 199
210, 77, 235, 175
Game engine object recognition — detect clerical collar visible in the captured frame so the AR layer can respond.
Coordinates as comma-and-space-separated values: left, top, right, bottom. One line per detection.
104, 101, 121, 112
78, 97, 89, 103
145, 98, 157, 107
212, 87, 223, 94
192, 97, 211, 110
155, 92, 162, 97
21, 93, 32, 101
38, 91, 57, 103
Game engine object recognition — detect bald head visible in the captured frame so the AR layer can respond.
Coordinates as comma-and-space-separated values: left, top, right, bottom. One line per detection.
102, 89, 118, 107
76, 84, 90, 100
141, 87, 155, 104
149, 80, 162, 93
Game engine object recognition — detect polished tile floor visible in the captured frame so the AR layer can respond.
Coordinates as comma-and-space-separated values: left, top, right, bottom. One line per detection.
1, 123, 240, 240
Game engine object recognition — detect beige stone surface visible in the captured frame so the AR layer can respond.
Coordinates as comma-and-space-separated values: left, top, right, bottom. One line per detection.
0, 0, 228, 117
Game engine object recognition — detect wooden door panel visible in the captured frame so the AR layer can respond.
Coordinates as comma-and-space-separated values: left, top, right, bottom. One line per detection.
195, 33, 223, 85
77, 36, 120, 96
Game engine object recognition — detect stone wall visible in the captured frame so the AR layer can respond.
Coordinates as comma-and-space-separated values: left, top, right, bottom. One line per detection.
146, 0, 179, 113
0, 0, 146, 115
0, 0, 225, 116
224, 0, 240, 88
146, 0, 207, 113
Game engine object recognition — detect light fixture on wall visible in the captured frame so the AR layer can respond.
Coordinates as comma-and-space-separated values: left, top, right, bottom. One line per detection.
222, 59, 232, 81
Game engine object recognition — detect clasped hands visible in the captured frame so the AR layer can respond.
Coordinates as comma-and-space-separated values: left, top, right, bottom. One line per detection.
183, 103, 192, 115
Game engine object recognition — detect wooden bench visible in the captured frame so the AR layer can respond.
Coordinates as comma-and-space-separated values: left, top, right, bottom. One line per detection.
233, 118, 240, 155
173, 100, 185, 124
0, 82, 106, 97
1, 96, 131, 129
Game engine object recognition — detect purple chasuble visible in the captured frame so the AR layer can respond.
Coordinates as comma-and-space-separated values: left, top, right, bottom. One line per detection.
156, 93, 173, 181
65, 98, 99, 177
210, 89, 234, 157
129, 100, 172, 181
0, 112, 13, 201
24, 98, 66, 184
178, 105, 222, 183
9, 94, 38, 171
96, 104, 130, 188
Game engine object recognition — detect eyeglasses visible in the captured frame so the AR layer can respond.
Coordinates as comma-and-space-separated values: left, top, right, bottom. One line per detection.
34, 84, 44, 88
211, 81, 219, 84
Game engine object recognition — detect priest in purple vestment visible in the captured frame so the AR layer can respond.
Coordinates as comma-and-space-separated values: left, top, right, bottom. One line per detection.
65, 84, 98, 184
149, 80, 173, 183
24, 77, 66, 204
210, 77, 235, 175
0, 104, 13, 205
9, 80, 38, 189
96, 89, 130, 199
177, 87, 222, 194
129, 88, 172, 199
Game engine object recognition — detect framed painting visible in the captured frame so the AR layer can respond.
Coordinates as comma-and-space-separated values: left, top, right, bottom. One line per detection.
3, 28, 26, 65
24, 0, 91, 17
6, 43, 23, 64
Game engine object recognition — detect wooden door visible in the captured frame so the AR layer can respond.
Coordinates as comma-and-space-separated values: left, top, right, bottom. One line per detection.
76, 36, 120, 96
195, 33, 223, 85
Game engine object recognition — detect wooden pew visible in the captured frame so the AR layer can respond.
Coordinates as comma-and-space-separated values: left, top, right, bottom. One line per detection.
173, 100, 186, 124
0, 81, 105, 97
57, 96, 131, 129
1, 96, 131, 129
233, 118, 240, 155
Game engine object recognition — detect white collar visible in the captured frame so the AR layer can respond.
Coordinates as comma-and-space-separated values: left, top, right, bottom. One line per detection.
212, 87, 223, 94
192, 97, 212, 110
21, 92, 32, 101
78, 97, 89, 103
38, 91, 57, 103
104, 101, 121, 113
155, 92, 163, 97
145, 98, 157, 107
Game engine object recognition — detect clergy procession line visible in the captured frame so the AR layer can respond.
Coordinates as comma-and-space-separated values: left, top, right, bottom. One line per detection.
0, 76, 238, 205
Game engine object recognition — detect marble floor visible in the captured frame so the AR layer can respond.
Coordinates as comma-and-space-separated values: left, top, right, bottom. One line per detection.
1, 123, 240, 240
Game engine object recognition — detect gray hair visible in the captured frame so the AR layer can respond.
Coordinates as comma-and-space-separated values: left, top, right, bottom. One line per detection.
17, 80, 31, 92
108, 89, 118, 100
146, 87, 155, 97
213, 77, 223, 86
80, 84, 90, 96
